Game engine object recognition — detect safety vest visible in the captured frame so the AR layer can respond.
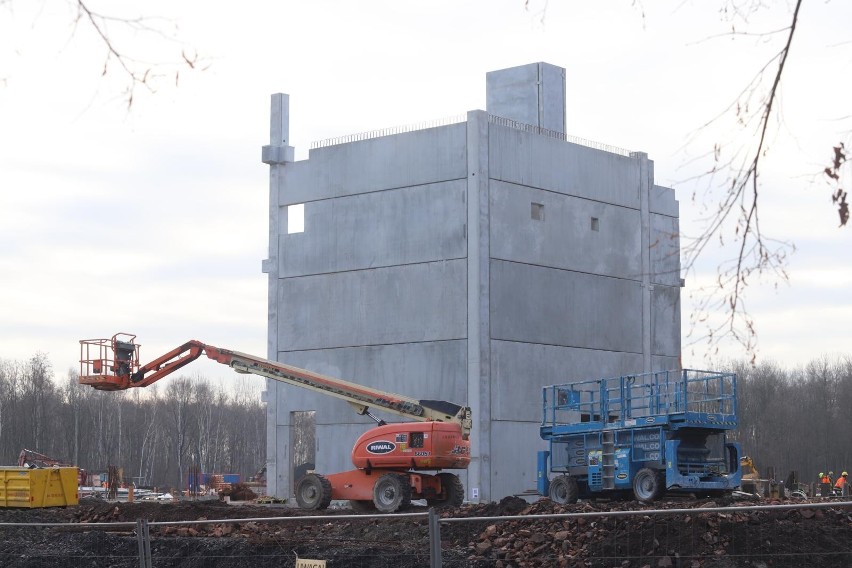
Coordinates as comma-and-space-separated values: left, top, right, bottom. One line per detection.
836, 476, 847, 489
822, 474, 831, 484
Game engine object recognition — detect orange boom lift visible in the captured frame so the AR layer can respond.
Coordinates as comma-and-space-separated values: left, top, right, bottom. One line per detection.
79, 333, 472, 512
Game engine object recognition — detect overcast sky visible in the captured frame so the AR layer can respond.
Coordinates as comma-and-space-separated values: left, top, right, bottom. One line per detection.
0, 0, 849, 385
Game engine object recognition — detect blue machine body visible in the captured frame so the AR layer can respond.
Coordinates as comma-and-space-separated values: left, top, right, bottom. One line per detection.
537, 369, 741, 499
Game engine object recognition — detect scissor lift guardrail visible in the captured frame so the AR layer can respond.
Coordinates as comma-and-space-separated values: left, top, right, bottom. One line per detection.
541, 369, 738, 438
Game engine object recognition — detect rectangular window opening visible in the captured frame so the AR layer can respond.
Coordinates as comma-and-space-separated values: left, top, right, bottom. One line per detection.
591, 217, 600, 232
531, 202, 545, 221
288, 203, 305, 234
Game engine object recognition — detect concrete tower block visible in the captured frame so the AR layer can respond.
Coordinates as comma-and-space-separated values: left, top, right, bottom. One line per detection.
262, 65, 681, 503
486, 62, 566, 134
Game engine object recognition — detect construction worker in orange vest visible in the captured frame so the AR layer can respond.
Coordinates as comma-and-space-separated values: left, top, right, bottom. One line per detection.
820, 472, 832, 496
835, 472, 848, 496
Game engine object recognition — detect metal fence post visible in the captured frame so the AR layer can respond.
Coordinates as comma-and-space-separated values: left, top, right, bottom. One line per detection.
428, 508, 442, 568
136, 518, 152, 568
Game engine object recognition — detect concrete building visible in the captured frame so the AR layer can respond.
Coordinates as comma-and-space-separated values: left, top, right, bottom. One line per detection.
261, 62, 681, 502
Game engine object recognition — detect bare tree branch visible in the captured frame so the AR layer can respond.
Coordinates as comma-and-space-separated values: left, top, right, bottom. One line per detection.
684, 0, 803, 362
2, 0, 203, 107
72, 0, 202, 108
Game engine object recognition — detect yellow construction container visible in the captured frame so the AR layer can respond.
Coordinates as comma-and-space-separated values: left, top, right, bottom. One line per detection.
0, 467, 79, 508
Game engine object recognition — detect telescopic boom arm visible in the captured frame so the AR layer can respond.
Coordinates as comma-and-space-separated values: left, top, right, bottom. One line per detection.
79, 333, 471, 438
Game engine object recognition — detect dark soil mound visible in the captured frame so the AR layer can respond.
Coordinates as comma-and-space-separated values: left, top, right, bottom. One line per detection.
0, 496, 850, 567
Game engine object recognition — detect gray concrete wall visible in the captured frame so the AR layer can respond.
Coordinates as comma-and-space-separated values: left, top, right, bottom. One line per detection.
279, 180, 466, 277
269, 118, 469, 498
487, 340, 679, 501
650, 184, 678, 217
278, 342, 469, 408
273, 341, 468, 477
489, 125, 640, 208
490, 340, 644, 421
276, 260, 466, 350
490, 260, 643, 353
279, 124, 467, 205
650, 212, 680, 287
649, 186, 680, 357
652, 285, 681, 356
489, 180, 643, 279
489, 420, 547, 500
482, 124, 680, 497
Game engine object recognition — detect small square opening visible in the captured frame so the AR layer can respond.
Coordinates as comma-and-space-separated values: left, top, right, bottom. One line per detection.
590, 217, 600, 232
531, 202, 545, 221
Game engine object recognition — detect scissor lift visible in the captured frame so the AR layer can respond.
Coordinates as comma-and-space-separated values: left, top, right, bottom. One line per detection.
537, 369, 742, 503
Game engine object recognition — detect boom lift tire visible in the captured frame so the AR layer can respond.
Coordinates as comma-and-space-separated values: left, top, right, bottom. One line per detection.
426, 472, 465, 508
549, 475, 579, 505
295, 473, 332, 510
633, 468, 665, 503
372, 473, 412, 513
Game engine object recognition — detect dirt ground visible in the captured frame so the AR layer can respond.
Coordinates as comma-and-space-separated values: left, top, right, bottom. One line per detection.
0, 495, 851, 567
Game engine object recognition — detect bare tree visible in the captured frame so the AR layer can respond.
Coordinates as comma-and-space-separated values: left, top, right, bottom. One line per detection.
22, 353, 56, 452
62, 369, 82, 467
801, 357, 843, 475
0, 359, 17, 458
165, 376, 195, 492
0, 352, 267, 487
192, 380, 216, 472
135, 386, 161, 486
728, 355, 852, 484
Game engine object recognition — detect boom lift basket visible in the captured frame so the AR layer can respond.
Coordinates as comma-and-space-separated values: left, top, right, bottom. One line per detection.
80, 333, 140, 383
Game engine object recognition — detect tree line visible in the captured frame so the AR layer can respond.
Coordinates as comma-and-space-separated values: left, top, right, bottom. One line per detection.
728, 355, 852, 485
0, 353, 265, 491
2, 351, 850, 493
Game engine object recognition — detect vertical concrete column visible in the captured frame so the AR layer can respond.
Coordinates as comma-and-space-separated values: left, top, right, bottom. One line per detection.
262, 93, 295, 499
631, 151, 653, 373
466, 110, 490, 503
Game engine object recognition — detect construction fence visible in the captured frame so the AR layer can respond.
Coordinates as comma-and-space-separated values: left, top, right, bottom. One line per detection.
2, 501, 852, 567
